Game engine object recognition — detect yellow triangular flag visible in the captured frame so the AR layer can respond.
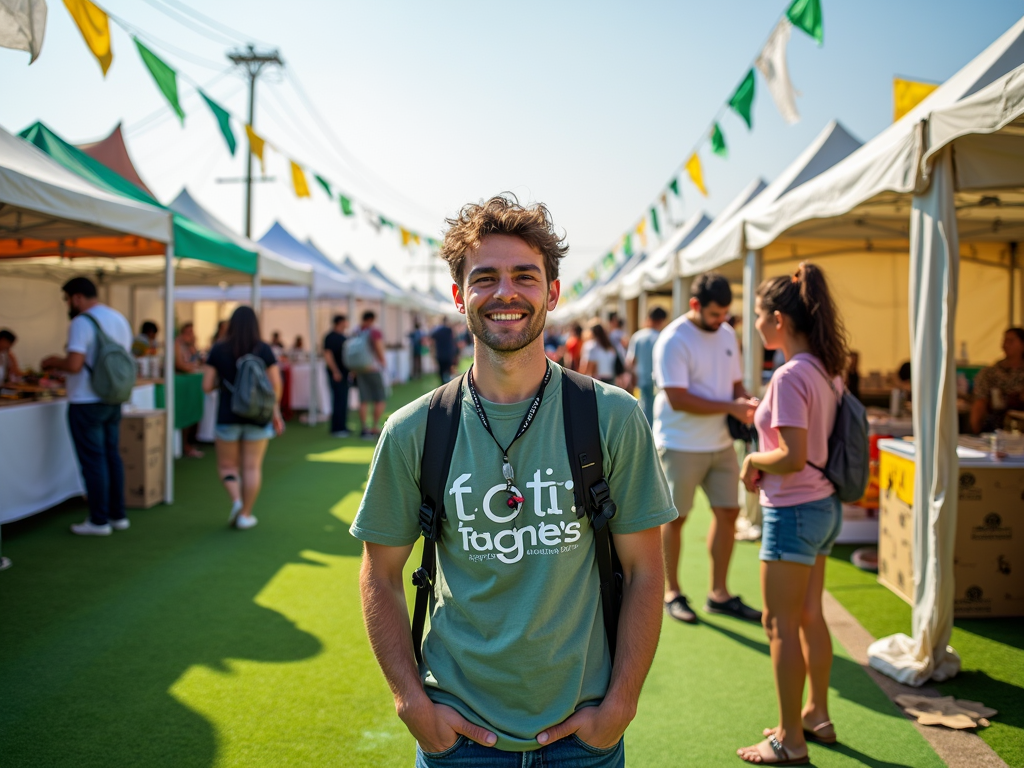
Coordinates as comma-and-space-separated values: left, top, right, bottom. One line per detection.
64, 0, 112, 76
412, 233, 421, 245
636, 219, 647, 248
894, 77, 939, 122
685, 153, 708, 197
244, 125, 265, 172
290, 161, 310, 198
400, 227, 412, 247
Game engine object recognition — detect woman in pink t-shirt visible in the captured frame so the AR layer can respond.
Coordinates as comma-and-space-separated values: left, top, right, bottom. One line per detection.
736, 263, 849, 767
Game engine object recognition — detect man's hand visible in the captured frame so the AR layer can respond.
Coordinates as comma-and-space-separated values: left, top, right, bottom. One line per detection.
536, 702, 629, 750
399, 698, 497, 753
730, 398, 758, 424
40, 355, 62, 370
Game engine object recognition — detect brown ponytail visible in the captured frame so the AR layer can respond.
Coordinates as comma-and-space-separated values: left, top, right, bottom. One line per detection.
757, 262, 849, 377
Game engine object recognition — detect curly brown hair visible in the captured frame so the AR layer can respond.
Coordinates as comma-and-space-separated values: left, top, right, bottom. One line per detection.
440, 194, 568, 285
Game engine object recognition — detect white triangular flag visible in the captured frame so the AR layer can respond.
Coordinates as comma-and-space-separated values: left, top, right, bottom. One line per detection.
755, 19, 800, 125
0, 0, 47, 63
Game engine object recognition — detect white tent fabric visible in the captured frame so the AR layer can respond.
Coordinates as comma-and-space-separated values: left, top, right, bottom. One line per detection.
0, 124, 170, 243
675, 179, 768, 278
169, 189, 312, 286
622, 209, 716, 296
681, 120, 862, 275
744, 16, 1024, 250
0, 0, 47, 63
304, 241, 386, 300
867, 147, 963, 686
257, 223, 363, 298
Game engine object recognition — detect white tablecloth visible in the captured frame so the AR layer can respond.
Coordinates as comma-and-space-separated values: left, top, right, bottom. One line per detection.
0, 384, 160, 524
197, 391, 218, 443
289, 360, 332, 415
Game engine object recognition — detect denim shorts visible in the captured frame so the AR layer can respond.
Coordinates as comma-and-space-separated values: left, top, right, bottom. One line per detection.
416, 735, 624, 767
760, 495, 842, 566
214, 422, 275, 441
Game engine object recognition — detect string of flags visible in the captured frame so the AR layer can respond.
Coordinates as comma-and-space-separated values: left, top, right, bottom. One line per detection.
565, 0, 823, 302
13, 0, 442, 253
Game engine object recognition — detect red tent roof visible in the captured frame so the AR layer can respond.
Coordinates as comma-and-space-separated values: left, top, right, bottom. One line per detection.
77, 123, 153, 196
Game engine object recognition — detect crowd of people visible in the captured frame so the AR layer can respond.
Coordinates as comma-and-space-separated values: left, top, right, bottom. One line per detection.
21, 193, 1024, 767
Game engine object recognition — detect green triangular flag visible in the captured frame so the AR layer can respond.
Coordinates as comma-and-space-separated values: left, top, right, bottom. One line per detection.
623, 234, 633, 258
711, 122, 727, 158
669, 178, 680, 196
729, 69, 756, 130
602, 252, 616, 270
315, 175, 332, 198
379, 215, 394, 229
135, 39, 185, 125
339, 195, 354, 216
199, 91, 234, 154
650, 207, 660, 236
787, 0, 823, 45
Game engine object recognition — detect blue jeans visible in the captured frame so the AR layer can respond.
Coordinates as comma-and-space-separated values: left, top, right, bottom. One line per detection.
67, 402, 126, 526
760, 495, 843, 566
330, 376, 350, 433
416, 736, 624, 768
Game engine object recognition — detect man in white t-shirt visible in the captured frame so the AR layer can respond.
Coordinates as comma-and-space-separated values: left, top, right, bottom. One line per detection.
41, 277, 134, 536
652, 272, 760, 625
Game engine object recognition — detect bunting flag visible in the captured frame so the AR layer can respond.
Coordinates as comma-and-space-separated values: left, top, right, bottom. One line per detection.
729, 69, 756, 129
63, 0, 111, 75
623, 234, 634, 258
0, 0, 47, 63
893, 77, 939, 122
668, 178, 680, 197
339, 194, 354, 216
135, 39, 184, 124
245, 125, 266, 172
379, 215, 395, 229
711, 122, 727, 158
200, 90, 235, 154
756, 20, 800, 125
401, 227, 412, 247
787, 0, 823, 46
685, 153, 708, 197
636, 218, 647, 248
315, 174, 331, 197
290, 161, 310, 198
602, 252, 616, 270
650, 207, 660, 236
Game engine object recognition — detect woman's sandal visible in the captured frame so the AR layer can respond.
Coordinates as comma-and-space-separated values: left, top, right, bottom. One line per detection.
803, 720, 837, 745
739, 735, 809, 765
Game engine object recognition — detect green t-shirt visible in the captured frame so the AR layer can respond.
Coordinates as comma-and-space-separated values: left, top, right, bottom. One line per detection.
350, 362, 677, 751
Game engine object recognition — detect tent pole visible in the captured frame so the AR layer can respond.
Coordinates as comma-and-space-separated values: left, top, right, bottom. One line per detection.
307, 287, 318, 427
163, 241, 175, 505
638, 291, 648, 327
1010, 242, 1018, 326
252, 268, 261, 314
742, 249, 764, 395
348, 296, 356, 327
129, 285, 137, 332
671, 275, 685, 319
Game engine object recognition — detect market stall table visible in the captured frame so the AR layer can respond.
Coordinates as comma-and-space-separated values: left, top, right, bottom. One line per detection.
289, 359, 331, 419
154, 372, 204, 430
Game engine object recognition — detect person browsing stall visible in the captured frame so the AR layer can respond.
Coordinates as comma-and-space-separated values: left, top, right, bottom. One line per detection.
626, 307, 669, 425
352, 195, 675, 767
323, 314, 352, 437
0, 329, 21, 383
970, 328, 1024, 433
41, 277, 133, 536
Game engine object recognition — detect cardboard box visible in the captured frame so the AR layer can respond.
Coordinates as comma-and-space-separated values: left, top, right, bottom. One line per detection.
119, 410, 165, 509
877, 446, 1024, 617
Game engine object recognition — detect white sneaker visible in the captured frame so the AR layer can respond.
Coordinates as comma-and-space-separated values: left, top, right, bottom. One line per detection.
235, 514, 258, 530
228, 499, 243, 526
71, 520, 112, 536
110, 518, 131, 531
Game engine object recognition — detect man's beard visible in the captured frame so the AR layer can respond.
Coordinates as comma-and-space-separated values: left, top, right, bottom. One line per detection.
466, 302, 547, 354
68, 306, 81, 319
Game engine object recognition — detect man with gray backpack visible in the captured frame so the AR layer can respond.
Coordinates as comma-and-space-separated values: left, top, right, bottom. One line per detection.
42, 277, 135, 536
344, 310, 388, 439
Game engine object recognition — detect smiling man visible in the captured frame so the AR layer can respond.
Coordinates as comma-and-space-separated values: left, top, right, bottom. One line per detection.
351, 195, 676, 767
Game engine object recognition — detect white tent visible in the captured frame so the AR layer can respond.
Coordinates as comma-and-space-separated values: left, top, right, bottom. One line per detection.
620, 210, 712, 300
719, 17, 1024, 685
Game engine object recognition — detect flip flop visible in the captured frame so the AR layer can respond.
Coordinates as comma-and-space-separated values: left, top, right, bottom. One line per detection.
803, 720, 837, 745
738, 735, 809, 766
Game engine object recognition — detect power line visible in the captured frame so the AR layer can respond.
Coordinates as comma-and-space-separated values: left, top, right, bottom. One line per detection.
144, 0, 273, 48
136, 0, 242, 48
106, 10, 228, 71
124, 67, 236, 136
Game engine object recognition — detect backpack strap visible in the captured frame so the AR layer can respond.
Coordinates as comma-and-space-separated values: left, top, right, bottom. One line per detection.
801, 358, 841, 475
411, 373, 465, 665
561, 367, 621, 660
79, 312, 107, 375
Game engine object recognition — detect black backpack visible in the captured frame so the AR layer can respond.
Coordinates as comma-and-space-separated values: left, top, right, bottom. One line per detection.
411, 367, 622, 665
806, 362, 870, 503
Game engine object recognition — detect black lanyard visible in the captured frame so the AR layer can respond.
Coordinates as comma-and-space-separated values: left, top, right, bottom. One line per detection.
466, 364, 552, 520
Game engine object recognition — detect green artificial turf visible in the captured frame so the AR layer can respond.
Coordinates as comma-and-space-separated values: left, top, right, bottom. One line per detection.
828, 545, 1024, 767
0, 376, 945, 767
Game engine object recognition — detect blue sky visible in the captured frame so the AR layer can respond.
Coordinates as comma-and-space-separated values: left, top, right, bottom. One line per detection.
2, 0, 1022, 288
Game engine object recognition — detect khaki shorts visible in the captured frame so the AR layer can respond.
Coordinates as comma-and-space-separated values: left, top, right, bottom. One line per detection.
659, 446, 740, 517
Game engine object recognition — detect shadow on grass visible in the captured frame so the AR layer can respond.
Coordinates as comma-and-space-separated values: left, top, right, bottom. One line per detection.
814, 741, 923, 768
938, 670, 1024, 733
699, 616, 909, 723
0, 426, 375, 768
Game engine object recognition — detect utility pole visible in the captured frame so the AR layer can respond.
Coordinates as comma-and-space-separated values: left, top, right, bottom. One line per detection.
227, 45, 283, 238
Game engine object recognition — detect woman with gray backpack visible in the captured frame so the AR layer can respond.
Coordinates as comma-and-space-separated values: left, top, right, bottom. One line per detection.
736, 263, 868, 766
203, 306, 283, 530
